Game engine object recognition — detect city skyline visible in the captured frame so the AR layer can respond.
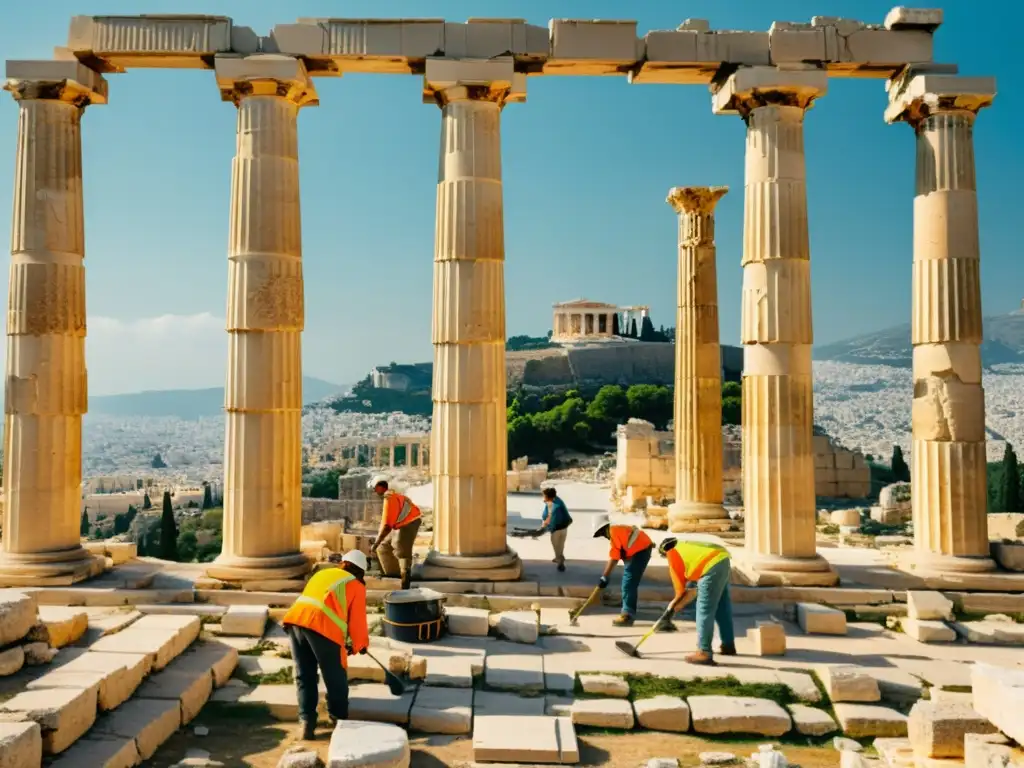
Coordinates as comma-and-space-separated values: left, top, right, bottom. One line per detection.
0, 0, 1019, 394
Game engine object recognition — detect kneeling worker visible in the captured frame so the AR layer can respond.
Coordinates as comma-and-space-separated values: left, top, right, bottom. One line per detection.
658, 537, 735, 665
282, 550, 370, 740
369, 475, 422, 590
592, 514, 654, 627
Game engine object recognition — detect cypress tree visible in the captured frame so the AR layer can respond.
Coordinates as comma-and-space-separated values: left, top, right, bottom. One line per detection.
891, 445, 910, 482
80, 509, 90, 537
202, 482, 213, 510
159, 491, 178, 561
1002, 443, 1022, 513
143, 493, 152, 510
611, 313, 620, 336
629, 318, 639, 338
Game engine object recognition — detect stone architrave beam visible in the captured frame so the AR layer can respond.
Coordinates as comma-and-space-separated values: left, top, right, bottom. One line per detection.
886, 72, 996, 574
206, 55, 317, 586
0, 60, 108, 587
712, 66, 837, 587
419, 57, 523, 582
66, 15, 232, 72
666, 187, 731, 532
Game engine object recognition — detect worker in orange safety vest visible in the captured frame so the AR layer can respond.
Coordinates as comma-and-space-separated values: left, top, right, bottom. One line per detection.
592, 514, 655, 627
658, 536, 734, 666
368, 474, 422, 590
282, 550, 370, 740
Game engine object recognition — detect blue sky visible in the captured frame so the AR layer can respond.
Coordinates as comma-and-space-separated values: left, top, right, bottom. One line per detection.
0, 0, 1019, 394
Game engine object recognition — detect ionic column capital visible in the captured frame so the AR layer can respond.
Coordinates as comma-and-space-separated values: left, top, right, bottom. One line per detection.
423, 57, 526, 107
667, 186, 728, 216
4, 60, 107, 106
885, 72, 995, 127
214, 55, 318, 107
712, 66, 827, 118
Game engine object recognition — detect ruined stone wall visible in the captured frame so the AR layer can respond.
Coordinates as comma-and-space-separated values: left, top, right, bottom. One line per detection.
813, 434, 871, 498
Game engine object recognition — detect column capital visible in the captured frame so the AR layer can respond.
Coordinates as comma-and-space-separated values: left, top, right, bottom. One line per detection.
885, 72, 995, 126
4, 60, 107, 105
712, 66, 827, 117
214, 54, 318, 107
667, 186, 728, 215
423, 56, 526, 106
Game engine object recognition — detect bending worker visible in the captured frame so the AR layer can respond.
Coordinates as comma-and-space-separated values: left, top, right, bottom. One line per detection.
658, 536, 735, 665
282, 550, 369, 740
368, 475, 422, 590
592, 514, 654, 627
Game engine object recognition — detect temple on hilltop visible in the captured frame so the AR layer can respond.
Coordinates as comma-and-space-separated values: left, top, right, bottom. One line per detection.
550, 299, 652, 342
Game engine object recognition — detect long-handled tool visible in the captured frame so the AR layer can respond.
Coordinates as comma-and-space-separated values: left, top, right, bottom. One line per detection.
615, 605, 675, 659
364, 650, 406, 695
569, 585, 602, 627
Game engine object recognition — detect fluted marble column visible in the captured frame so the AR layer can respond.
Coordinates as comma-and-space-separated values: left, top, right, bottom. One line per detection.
0, 63, 107, 586
886, 72, 996, 573
207, 57, 317, 584
666, 187, 731, 533
421, 58, 523, 581
713, 67, 836, 585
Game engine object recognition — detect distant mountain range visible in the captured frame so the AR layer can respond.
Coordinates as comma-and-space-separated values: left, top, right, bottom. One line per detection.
85, 376, 345, 419
815, 308, 1024, 368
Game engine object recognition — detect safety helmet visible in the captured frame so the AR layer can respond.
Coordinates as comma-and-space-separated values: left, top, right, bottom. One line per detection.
341, 550, 369, 571
367, 474, 389, 490
658, 537, 678, 556
591, 514, 611, 538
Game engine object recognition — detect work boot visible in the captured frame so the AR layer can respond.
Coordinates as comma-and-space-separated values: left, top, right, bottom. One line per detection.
557, 563, 566, 572
718, 643, 737, 656
685, 650, 716, 666
400, 571, 411, 591
655, 619, 677, 633
612, 614, 635, 627
300, 720, 317, 740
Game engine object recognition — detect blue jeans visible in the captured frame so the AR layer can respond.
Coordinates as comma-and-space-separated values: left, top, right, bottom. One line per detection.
695, 558, 735, 652
288, 625, 349, 724
621, 546, 652, 617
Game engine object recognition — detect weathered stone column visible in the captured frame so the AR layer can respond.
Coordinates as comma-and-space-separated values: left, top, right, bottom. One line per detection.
666, 186, 731, 534
713, 67, 836, 586
207, 56, 317, 584
886, 72, 996, 573
421, 58, 524, 581
0, 62, 107, 586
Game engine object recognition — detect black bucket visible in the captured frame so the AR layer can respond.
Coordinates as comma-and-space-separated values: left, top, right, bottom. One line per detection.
382, 588, 448, 643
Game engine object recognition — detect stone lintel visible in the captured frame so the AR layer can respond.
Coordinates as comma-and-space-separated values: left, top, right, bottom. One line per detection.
712, 66, 827, 115
885, 73, 996, 125
545, 19, 641, 76
4, 60, 107, 104
214, 54, 318, 105
422, 57, 525, 104
67, 15, 232, 72
883, 7, 944, 32
630, 29, 769, 85
667, 186, 729, 215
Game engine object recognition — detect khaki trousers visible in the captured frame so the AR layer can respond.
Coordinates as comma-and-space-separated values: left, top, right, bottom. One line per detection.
550, 528, 568, 566
377, 517, 422, 577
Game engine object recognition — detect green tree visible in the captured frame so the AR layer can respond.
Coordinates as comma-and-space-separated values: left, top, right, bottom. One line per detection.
611, 313, 621, 336
639, 316, 657, 341
1001, 443, 1022, 513
176, 530, 198, 562
722, 396, 741, 426
143, 493, 152, 510
113, 505, 137, 535
151, 453, 167, 469
80, 509, 90, 536
159, 491, 178, 561
628, 318, 639, 338
586, 385, 629, 424
891, 445, 910, 482
722, 381, 741, 399
626, 384, 673, 429
309, 468, 342, 499
202, 482, 213, 510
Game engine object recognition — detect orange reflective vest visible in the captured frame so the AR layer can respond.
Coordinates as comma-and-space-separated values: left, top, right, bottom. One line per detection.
666, 540, 730, 594
282, 567, 369, 669
383, 491, 421, 529
609, 525, 653, 561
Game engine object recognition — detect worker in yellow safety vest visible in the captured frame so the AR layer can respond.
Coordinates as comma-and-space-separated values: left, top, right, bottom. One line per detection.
592, 514, 655, 627
368, 475, 422, 590
658, 536, 735, 665
282, 550, 370, 740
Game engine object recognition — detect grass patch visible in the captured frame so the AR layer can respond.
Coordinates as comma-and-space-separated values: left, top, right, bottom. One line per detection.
239, 667, 294, 686
200, 701, 278, 724
276, 647, 293, 659
820, 524, 840, 536
955, 611, 1024, 624
941, 685, 972, 693
620, 674, 798, 706
238, 640, 276, 656
199, 614, 221, 625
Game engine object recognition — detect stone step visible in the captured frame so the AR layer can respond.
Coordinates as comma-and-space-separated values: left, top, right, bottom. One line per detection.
90, 615, 200, 671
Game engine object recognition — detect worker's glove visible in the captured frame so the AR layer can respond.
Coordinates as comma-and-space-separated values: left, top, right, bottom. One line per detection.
598, 577, 609, 589
358, 647, 368, 655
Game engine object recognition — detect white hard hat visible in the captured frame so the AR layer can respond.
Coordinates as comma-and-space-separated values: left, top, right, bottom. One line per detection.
341, 550, 368, 571
591, 514, 611, 538
367, 474, 389, 489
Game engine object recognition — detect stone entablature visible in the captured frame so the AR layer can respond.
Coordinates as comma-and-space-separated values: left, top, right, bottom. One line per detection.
552, 299, 621, 342
322, 434, 430, 470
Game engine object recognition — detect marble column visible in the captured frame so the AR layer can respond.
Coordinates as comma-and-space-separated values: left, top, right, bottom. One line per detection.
886, 72, 996, 573
666, 186, 731, 533
207, 56, 317, 584
713, 67, 836, 586
0, 62, 107, 586
421, 57, 523, 581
